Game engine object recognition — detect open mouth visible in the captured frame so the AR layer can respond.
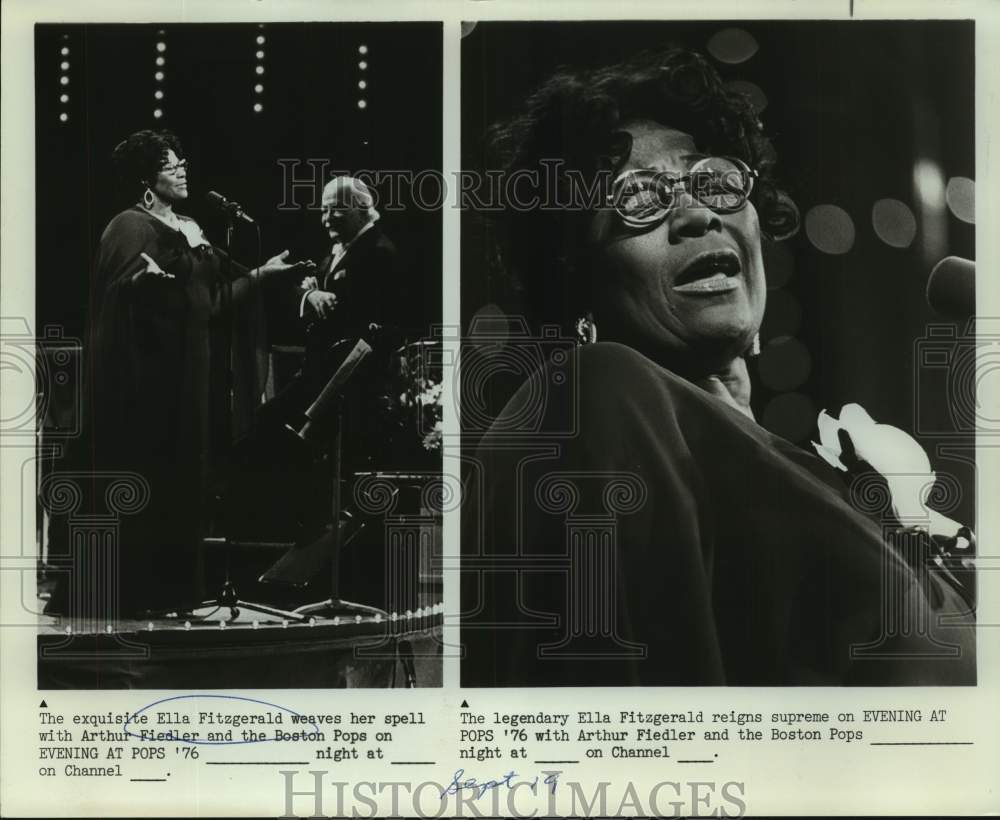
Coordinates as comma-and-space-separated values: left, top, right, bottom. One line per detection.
672, 249, 742, 294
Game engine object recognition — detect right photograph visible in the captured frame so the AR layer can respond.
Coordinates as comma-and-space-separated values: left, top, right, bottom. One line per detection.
459, 20, 977, 686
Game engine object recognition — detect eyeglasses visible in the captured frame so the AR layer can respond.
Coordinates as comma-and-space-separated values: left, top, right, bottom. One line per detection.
607, 156, 758, 228
159, 159, 188, 175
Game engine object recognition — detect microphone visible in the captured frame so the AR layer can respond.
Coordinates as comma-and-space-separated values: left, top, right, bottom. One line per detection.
205, 190, 255, 224
926, 256, 974, 318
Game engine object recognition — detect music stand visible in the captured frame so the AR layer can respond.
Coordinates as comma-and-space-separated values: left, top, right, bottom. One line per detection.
262, 338, 387, 620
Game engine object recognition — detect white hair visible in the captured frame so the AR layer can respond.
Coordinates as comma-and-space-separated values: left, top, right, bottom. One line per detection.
323, 176, 380, 224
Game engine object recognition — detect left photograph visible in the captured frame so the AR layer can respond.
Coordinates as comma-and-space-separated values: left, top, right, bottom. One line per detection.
33, 22, 444, 688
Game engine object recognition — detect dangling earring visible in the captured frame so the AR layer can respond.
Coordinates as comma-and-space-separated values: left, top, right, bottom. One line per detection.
575, 312, 598, 346
142, 187, 155, 209
746, 333, 761, 358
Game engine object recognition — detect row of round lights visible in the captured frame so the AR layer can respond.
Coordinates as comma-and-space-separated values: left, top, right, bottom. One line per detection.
802, 176, 975, 257
704, 28, 817, 441
707, 26, 977, 442
152, 31, 167, 120
253, 26, 265, 113
58, 35, 70, 123
357, 44, 368, 109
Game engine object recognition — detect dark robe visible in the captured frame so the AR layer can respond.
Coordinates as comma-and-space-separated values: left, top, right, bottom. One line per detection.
55, 207, 267, 615
461, 341, 975, 686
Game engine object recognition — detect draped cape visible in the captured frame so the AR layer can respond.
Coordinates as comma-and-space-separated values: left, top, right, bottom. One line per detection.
462, 342, 975, 685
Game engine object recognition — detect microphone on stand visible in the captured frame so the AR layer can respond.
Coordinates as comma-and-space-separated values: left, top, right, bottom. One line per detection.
926, 256, 974, 318
206, 190, 255, 224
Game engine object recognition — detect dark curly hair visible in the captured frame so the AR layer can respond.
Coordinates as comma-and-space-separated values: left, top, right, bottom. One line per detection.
111, 129, 184, 198
486, 48, 799, 330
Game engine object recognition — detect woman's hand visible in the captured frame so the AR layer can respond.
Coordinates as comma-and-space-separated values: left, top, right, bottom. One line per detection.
255, 250, 316, 280
131, 252, 175, 284
696, 358, 754, 420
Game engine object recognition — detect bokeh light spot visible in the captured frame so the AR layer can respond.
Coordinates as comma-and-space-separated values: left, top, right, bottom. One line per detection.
871, 198, 917, 248
758, 336, 812, 391
725, 80, 768, 113
805, 204, 855, 255
760, 289, 802, 339
945, 176, 975, 224
707, 28, 759, 64
762, 392, 817, 443
763, 237, 795, 288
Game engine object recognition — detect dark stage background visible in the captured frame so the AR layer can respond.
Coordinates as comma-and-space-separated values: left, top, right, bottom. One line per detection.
461, 20, 976, 526
36, 22, 442, 344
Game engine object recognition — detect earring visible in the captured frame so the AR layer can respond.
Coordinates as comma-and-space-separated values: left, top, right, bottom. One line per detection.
746, 333, 761, 358
142, 187, 155, 209
575, 313, 598, 346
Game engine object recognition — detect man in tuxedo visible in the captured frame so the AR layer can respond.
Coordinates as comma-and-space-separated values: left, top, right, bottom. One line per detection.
253, 176, 403, 465
297, 175, 400, 362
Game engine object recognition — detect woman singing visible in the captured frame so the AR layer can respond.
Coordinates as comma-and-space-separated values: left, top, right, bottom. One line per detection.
463, 50, 975, 686
64, 129, 306, 616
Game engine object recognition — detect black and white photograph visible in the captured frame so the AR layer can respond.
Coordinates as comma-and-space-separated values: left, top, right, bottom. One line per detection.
460, 20, 978, 686
31, 21, 445, 688
3, 2, 999, 818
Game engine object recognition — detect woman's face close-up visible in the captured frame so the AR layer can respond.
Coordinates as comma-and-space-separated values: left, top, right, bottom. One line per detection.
153, 148, 189, 204
588, 120, 766, 370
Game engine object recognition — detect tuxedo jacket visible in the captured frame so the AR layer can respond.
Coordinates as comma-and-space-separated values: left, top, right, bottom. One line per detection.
295, 224, 401, 363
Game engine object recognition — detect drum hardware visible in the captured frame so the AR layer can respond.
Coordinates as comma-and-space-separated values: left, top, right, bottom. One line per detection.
196, 536, 308, 623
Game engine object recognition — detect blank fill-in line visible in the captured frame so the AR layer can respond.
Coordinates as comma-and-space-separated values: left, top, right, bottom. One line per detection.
533, 760, 579, 765
391, 761, 436, 765
678, 759, 716, 763
870, 741, 973, 746
205, 761, 310, 765
130, 778, 166, 782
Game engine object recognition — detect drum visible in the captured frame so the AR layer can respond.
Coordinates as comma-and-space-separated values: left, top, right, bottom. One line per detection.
382, 340, 443, 462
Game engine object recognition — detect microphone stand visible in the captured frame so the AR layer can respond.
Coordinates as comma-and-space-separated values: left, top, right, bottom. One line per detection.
194, 208, 306, 624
